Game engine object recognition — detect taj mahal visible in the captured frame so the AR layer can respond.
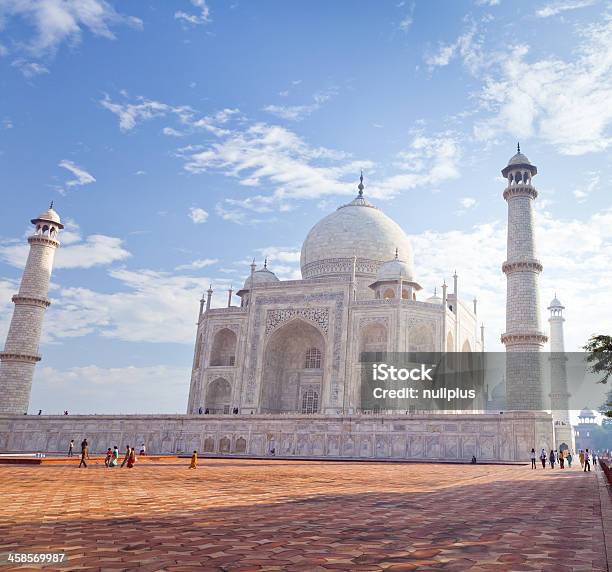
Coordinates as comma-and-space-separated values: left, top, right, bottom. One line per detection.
0, 147, 575, 461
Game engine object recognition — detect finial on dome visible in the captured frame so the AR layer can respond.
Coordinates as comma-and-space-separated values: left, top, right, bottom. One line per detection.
517, 142, 520, 154
358, 170, 364, 197
49, 200, 54, 209
394, 247, 398, 260
433, 287, 437, 296
264, 257, 268, 269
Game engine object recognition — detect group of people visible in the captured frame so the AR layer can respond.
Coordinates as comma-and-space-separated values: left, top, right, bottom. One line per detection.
530, 447, 599, 471
71, 438, 144, 468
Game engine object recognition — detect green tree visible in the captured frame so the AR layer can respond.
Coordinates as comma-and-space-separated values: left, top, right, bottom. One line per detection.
584, 335, 612, 417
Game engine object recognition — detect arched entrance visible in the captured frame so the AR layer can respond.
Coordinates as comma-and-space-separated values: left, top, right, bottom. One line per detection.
260, 319, 325, 413
205, 377, 231, 414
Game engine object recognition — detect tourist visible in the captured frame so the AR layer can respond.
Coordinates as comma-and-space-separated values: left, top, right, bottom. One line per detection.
109, 446, 119, 467
584, 449, 591, 472
198, 406, 203, 415
189, 450, 197, 469
559, 450, 564, 469
127, 447, 136, 468
471, 455, 477, 464
549, 449, 555, 469
68, 439, 74, 457
140, 443, 146, 456
205, 408, 209, 414
121, 445, 131, 468
566, 451, 573, 468
38, 409, 42, 415
104, 448, 112, 467
540, 448, 547, 468
593, 453, 598, 468
530, 448, 536, 469
79, 439, 88, 468
579, 449, 585, 468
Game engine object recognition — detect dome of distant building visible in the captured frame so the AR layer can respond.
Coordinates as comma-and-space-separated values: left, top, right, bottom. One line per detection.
579, 407, 595, 418
242, 266, 279, 291
300, 178, 413, 280
375, 252, 414, 283
426, 289, 443, 304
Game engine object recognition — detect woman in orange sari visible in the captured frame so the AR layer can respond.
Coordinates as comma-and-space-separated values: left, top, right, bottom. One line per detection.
189, 450, 197, 469
127, 447, 136, 468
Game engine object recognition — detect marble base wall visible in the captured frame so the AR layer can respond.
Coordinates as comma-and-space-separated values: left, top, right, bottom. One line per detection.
0, 412, 554, 462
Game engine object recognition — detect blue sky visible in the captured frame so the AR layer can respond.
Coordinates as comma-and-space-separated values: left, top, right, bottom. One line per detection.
0, 0, 611, 414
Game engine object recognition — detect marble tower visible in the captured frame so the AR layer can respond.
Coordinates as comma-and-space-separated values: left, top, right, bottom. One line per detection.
0, 205, 63, 414
501, 146, 548, 410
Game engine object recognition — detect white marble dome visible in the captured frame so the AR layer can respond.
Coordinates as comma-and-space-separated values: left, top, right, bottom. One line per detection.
375, 254, 414, 282
32, 206, 62, 225
507, 151, 532, 166
300, 192, 414, 280
242, 267, 279, 290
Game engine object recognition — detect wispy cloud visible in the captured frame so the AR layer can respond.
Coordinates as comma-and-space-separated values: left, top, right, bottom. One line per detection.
175, 258, 218, 271
536, 0, 597, 18
175, 0, 211, 25
58, 160, 96, 193
474, 12, 612, 154
263, 88, 337, 121
188, 207, 209, 224
0, 0, 142, 59
11, 58, 49, 78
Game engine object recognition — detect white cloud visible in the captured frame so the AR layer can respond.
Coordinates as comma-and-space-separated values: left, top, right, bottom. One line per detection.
46, 268, 209, 343
2, 118, 13, 129
263, 89, 337, 121
175, 0, 210, 25
0, 221, 130, 269
11, 58, 49, 78
456, 197, 478, 214
572, 172, 599, 202
188, 207, 209, 224
0, 0, 142, 57
474, 13, 612, 155
536, 0, 596, 18
424, 21, 484, 74
475, 0, 500, 5
58, 159, 96, 192
410, 205, 612, 352
175, 258, 218, 271
30, 365, 189, 414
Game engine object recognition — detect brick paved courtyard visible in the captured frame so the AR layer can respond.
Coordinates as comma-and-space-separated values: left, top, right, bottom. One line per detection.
0, 459, 608, 571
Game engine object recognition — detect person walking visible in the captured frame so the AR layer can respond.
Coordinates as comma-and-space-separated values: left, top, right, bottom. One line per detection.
549, 449, 556, 469
127, 447, 136, 468
530, 448, 537, 469
584, 449, 591, 472
68, 439, 74, 457
140, 443, 146, 456
540, 448, 547, 468
579, 449, 585, 468
566, 451, 573, 468
78, 439, 88, 468
121, 445, 131, 468
104, 448, 112, 467
559, 450, 565, 469
189, 450, 198, 469
109, 446, 119, 467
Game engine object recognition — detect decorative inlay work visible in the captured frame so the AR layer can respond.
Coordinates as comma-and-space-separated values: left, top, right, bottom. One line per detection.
0, 351, 41, 363
245, 292, 345, 406
503, 186, 538, 200
501, 332, 548, 345
266, 308, 329, 336
11, 295, 50, 308
302, 257, 382, 279
502, 259, 543, 274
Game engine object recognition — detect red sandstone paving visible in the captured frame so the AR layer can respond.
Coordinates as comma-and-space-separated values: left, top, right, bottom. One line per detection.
0, 460, 607, 571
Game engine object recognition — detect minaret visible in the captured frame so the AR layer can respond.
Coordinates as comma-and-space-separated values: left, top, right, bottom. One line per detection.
548, 295, 570, 422
501, 145, 548, 410
0, 204, 64, 414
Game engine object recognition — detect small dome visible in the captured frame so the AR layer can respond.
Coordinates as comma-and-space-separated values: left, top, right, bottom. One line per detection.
507, 151, 532, 166
548, 296, 564, 309
242, 267, 279, 291
32, 205, 62, 227
375, 253, 414, 282
579, 407, 595, 419
426, 288, 443, 304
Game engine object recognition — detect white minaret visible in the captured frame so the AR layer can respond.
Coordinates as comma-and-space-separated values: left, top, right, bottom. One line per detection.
0, 204, 63, 414
548, 296, 571, 421
500, 145, 548, 410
